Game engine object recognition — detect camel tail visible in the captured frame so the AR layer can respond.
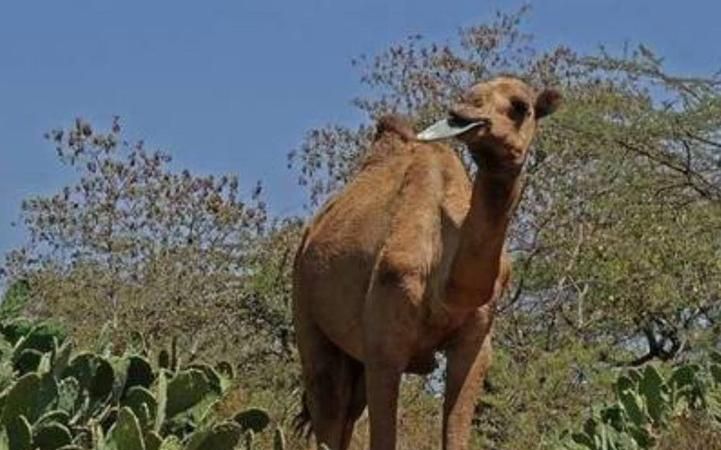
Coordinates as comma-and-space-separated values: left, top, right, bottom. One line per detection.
293, 391, 313, 439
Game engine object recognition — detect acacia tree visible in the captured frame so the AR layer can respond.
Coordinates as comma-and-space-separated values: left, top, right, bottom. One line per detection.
1, 117, 296, 371
2, 7, 720, 448
290, 7, 721, 448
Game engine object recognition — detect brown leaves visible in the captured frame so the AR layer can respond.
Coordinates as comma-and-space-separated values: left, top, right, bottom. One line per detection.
3, 118, 275, 365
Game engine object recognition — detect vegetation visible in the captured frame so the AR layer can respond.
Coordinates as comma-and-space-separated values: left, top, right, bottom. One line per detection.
0, 315, 283, 450
562, 354, 721, 449
2, 5, 721, 449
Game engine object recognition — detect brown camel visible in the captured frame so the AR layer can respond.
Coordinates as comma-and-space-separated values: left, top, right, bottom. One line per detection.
292, 76, 562, 450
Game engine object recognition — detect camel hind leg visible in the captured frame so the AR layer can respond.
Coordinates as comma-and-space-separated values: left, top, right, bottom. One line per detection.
296, 318, 366, 450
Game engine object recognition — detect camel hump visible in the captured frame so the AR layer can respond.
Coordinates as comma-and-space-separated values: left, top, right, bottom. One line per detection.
374, 114, 416, 142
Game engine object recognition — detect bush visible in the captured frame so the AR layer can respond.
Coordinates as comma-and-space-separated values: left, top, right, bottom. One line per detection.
0, 316, 285, 450
561, 353, 721, 449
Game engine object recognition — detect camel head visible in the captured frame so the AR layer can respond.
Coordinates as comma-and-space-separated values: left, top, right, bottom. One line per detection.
418, 76, 562, 172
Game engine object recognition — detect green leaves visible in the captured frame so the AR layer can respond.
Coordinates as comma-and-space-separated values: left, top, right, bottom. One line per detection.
233, 408, 271, 434
6, 415, 32, 450
122, 387, 157, 430
2, 373, 58, 425
0, 319, 277, 450
33, 422, 72, 450
105, 407, 145, 450
165, 369, 215, 419
563, 356, 721, 449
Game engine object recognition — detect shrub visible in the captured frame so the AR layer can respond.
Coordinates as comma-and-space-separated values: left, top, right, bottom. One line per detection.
0, 317, 284, 450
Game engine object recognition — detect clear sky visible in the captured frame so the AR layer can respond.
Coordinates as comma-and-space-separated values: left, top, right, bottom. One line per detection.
1, 0, 719, 260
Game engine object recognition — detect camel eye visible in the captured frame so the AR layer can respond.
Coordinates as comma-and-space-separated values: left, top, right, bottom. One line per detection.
509, 99, 529, 120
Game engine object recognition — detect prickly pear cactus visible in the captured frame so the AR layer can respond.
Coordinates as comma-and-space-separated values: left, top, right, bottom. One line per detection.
7, 415, 32, 450
62, 353, 114, 405
234, 408, 271, 434
564, 358, 721, 450
273, 426, 286, 450
32, 421, 73, 449
165, 369, 215, 419
0, 317, 290, 450
2, 373, 58, 425
100, 407, 144, 450
122, 386, 157, 430
185, 422, 242, 450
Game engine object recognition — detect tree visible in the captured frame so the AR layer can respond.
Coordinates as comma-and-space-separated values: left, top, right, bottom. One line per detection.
3, 6, 720, 448
289, 6, 721, 448
1, 117, 297, 374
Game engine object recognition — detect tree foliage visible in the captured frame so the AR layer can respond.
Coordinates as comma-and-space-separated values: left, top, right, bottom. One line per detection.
2, 6, 721, 449
289, 6, 721, 448
1, 117, 297, 376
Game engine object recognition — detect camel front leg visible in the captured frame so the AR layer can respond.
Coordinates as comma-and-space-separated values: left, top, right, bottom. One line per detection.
363, 269, 421, 450
443, 304, 494, 450
363, 310, 413, 450
365, 361, 402, 450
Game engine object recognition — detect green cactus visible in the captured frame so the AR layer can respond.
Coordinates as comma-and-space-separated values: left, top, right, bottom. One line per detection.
185, 422, 242, 450
0, 336, 13, 359
711, 363, 721, 385
94, 323, 114, 357
14, 348, 44, 375
0, 318, 32, 344
122, 386, 157, 430
564, 357, 721, 450
143, 430, 162, 450
108, 356, 131, 403
273, 426, 286, 450
105, 407, 145, 450
243, 430, 254, 450
214, 361, 234, 381
37, 351, 53, 375
2, 373, 58, 425
157, 350, 171, 371
638, 365, 667, 425
668, 363, 702, 408
126, 356, 154, 392
165, 369, 215, 419
36, 409, 70, 427
615, 375, 646, 428
57, 377, 80, 415
154, 370, 167, 433
127, 332, 147, 356
62, 353, 115, 404
186, 363, 224, 395
51, 340, 74, 379
233, 408, 271, 434
6, 415, 33, 450
32, 422, 73, 450
157, 436, 182, 450
8, 322, 65, 355
0, 317, 290, 450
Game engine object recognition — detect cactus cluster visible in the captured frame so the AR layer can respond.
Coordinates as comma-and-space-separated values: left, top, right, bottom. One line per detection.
0, 318, 286, 450
562, 352, 721, 450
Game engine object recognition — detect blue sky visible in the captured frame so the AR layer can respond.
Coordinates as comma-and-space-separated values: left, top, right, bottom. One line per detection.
1, 0, 720, 260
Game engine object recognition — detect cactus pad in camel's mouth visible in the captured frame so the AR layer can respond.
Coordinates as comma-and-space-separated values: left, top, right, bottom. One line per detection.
416, 117, 489, 141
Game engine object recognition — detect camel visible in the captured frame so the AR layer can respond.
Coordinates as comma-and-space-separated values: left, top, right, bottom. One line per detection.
292, 76, 562, 450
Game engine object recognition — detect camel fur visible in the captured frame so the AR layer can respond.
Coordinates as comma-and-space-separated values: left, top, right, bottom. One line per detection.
292, 76, 562, 450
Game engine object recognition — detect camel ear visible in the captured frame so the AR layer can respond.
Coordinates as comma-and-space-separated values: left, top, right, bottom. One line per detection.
534, 88, 562, 119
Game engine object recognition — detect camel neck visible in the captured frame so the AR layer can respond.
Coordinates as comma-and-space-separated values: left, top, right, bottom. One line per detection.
444, 167, 523, 310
